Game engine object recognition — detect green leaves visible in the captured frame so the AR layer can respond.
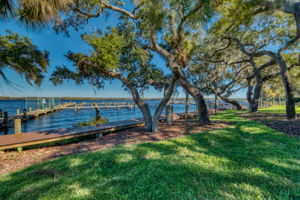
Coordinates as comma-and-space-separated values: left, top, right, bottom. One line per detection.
83, 28, 126, 70
212, 0, 297, 50
0, 31, 49, 86
211, 0, 260, 34
51, 20, 166, 91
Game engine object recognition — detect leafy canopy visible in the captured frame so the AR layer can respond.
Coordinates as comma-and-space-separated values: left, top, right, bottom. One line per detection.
0, 31, 49, 86
51, 20, 166, 91
212, 0, 297, 51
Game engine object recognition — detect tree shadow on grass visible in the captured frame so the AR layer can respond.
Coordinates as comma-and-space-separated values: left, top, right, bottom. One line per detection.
0, 112, 299, 200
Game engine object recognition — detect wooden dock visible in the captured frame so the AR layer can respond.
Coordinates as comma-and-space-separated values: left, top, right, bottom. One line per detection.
1, 102, 135, 126
64, 103, 136, 110
0, 112, 198, 151
0, 119, 145, 151
62, 102, 136, 110
0, 103, 76, 129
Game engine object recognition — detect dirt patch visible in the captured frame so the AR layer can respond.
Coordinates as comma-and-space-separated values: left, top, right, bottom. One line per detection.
0, 117, 229, 175
239, 112, 300, 136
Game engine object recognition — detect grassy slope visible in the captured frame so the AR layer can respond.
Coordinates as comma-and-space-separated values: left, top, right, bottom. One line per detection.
259, 105, 300, 114
0, 111, 299, 200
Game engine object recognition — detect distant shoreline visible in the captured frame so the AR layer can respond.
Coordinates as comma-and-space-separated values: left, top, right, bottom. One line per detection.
0, 96, 247, 101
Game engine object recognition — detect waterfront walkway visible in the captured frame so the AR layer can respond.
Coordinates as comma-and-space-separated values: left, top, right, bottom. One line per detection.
0, 112, 198, 151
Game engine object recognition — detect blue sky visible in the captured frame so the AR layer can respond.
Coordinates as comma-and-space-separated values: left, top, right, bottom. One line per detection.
0, 10, 246, 98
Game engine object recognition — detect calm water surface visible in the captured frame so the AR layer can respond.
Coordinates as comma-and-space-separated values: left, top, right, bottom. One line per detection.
0, 99, 248, 134
0, 99, 198, 134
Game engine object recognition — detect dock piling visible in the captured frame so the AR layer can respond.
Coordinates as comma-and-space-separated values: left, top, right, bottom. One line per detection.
14, 118, 23, 152
14, 118, 21, 134
166, 105, 174, 125
23, 109, 27, 121
3, 112, 8, 129
95, 108, 100, 120
34, 110, 39, 118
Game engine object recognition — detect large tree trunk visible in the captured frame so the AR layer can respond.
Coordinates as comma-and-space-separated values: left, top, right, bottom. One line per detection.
151, 77, 177, 132
278, 57, 296, 120
250, 82, 263, 112
127, 83, 153, 131
246, 80, 254, 108
247, 74, 263, 113
179, 73, 209, 122
139, 104, 153, 131
126, 77, 177, 132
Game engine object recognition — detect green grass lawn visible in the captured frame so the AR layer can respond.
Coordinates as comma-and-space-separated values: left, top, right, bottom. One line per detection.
259, 105, 300, 114
0, 111, 299, 200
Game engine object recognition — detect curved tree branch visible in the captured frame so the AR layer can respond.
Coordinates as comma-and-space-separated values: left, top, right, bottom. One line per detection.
150, 26, 171, 59
176, 2, 204, 48
101, 1, 136, 19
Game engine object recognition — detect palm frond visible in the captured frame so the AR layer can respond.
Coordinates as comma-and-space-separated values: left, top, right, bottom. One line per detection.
18, 0, 73, 26
0, 0, 14, 18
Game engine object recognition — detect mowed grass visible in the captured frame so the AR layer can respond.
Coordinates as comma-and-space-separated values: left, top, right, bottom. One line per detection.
0, 111, 299, 200
259, 105, 300, 114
